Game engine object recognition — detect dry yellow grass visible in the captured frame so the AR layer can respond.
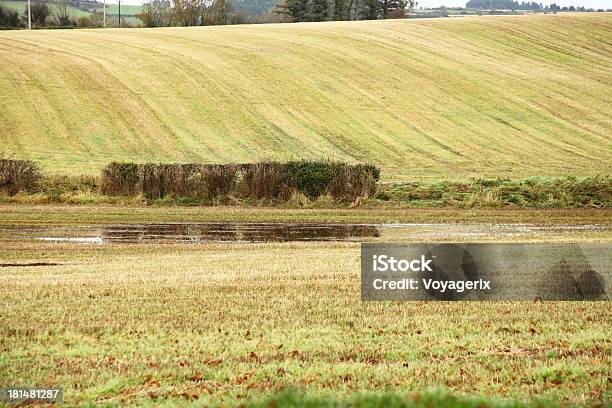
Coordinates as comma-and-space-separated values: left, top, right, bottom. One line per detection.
0, 13, 611, 179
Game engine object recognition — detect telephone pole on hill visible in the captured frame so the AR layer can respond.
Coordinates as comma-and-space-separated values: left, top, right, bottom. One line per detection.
118, 0, 121, 27
27, 0, 31, 29
103, 0, 106, 27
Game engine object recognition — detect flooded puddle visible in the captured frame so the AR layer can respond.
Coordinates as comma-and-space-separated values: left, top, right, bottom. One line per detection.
2, 223, 381, 244
0, 222, 608, 244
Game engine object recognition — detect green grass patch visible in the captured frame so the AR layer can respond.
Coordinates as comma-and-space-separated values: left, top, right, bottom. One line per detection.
94, 4, 143, 16
242, 388, 561, 408
376, 176, 611, 208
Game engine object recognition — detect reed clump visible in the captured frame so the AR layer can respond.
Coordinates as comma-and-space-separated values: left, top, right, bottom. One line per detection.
100, 161, 380, 202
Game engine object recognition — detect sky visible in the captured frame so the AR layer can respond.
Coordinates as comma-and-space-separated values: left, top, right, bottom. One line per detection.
417, 0, 611, 6
417, 0, 612, 6
115, 0, 612, 9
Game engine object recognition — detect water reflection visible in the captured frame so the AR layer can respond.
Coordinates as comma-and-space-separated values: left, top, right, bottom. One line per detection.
0, 222, 607, 245
50, 223, 380, 243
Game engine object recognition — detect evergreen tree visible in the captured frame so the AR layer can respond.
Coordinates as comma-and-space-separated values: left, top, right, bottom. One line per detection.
359, 0, 381, 19
309, 0, 329, 20
279, 0, 309, 21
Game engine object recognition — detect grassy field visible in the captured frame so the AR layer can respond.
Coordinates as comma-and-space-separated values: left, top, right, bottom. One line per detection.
1, 12, 610, 407
1, 207, 610, 406
93, 4, 143, 16
1, 204, 610, 225
1, 236, 610, 406
0, 0, 92, 18
0, 13, 611, 179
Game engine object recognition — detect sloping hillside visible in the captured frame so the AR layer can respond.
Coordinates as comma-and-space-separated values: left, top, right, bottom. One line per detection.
0, 13, 610, 178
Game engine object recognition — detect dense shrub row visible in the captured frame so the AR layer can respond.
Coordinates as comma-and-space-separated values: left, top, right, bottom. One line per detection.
100, 161, 380, 202
0, 158, 43, 195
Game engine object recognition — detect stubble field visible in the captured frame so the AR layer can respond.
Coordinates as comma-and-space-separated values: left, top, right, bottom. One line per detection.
0, 206, 610, 406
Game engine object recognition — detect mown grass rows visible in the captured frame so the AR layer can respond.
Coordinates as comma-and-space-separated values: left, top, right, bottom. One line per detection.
0, 14, 610, 178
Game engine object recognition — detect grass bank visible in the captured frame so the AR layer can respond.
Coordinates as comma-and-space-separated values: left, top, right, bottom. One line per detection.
2, 172, 610, 209
376, 176, 611, 208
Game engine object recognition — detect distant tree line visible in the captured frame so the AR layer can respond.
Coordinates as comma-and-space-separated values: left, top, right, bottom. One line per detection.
135, 0, 417, 25
543, 4, 596, 11
135, 0, 286, 26
466, 0, 543, 10
230, 0, 278, 15
276, 0, 414, 21
1, 0, 607, 29
465, 0, 601, 11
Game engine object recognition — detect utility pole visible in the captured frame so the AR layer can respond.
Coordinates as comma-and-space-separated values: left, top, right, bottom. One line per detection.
103, 0, 106, 27
118, 0, 121, 27
27, 0, 31, 29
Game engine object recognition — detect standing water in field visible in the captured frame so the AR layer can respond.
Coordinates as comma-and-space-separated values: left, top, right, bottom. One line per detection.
0, 223, 608, 244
